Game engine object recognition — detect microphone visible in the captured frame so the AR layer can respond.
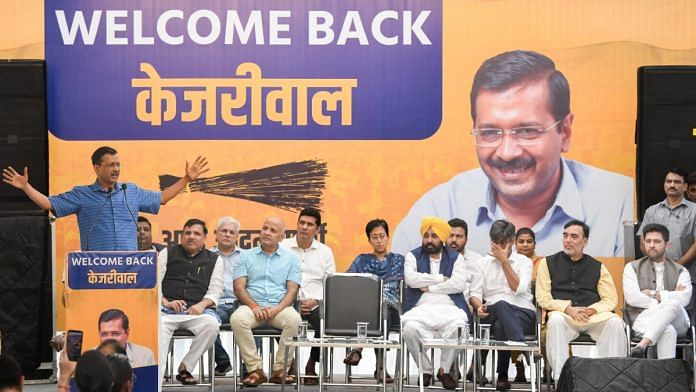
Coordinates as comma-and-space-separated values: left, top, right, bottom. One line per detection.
85, 187, 112, 251
122, 184, 141, 249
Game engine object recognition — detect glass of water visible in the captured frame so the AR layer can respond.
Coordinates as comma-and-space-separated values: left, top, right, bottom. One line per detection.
479, 324, 491, 344
298, 321, 308, 340
357, 322, 369, 341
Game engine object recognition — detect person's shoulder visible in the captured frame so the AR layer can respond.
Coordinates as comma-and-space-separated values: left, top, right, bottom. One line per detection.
511, 252, 532, 265
566, 160, 632, 190
279, 237, 296, 248
129, 341, 154, 355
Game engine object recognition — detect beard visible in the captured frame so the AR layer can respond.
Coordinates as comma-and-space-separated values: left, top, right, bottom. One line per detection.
424, 242, 443, 254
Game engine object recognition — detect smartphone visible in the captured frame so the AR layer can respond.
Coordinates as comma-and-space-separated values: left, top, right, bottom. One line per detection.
66, 330, 84, 361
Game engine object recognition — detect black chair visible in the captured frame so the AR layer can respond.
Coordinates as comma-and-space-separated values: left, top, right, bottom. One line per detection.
320, 273, 394, 389
623, 301, 696, 391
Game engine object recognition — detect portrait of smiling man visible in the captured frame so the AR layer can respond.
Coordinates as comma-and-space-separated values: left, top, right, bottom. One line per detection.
393, 50, 633, 257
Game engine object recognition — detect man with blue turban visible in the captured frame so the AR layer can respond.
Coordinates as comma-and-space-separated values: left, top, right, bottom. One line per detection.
402, 216, 472, 390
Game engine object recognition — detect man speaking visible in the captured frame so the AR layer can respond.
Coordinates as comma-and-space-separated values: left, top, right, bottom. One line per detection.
393, 50, 632, 257
2, 146, 208, 251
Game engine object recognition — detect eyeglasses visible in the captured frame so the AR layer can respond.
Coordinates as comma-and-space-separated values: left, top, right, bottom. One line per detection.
471, 120, 561, 147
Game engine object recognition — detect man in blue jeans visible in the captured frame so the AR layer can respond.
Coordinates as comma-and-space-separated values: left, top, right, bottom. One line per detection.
469, 220, 535, 391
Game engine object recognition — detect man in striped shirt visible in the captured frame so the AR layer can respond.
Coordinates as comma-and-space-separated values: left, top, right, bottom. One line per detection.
2, 146, 208, 251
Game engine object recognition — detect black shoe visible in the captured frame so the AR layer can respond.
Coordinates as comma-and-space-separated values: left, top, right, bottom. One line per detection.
466, 371, 489, 385
496, 374, 511, 391
422, 373, 433, 386
514, 360, 527, 383
631, 345, 647, 359
215, 363, 232, 376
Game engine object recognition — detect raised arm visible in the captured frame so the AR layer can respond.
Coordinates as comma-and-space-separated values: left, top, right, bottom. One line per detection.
160, 156, 209, 204
2, 166, 52, 210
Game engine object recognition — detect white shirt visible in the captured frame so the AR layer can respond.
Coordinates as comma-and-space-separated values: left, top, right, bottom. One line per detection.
623, 261, 692, 311
157, 247, 224, 307
461, 249, 483, 299
280, 237, 336, 300
404, 250, 468, 308
469, 252, 535, 311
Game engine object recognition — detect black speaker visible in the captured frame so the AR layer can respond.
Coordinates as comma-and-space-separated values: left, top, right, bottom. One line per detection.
636, 66, 696, 218
0, 60, 48, 212
557, 357, 691, 391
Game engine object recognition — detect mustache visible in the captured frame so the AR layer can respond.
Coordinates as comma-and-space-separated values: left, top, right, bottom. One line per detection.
487, 156, 535, 171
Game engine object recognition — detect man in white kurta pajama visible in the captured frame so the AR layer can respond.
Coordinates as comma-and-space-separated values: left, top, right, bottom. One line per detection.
402, 217, 472, 390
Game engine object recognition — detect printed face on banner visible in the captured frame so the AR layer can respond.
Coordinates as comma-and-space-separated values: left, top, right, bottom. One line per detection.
98, 318, 129, 348
474, 80, 571, 204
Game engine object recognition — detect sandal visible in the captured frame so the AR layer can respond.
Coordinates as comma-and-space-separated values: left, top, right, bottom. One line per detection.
242, 369, 268, 387
175, 369, 197, 385
269, 369, 296, 384
343, 349, 362, 365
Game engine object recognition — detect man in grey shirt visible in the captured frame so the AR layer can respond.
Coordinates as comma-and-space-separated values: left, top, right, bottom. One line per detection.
640, 168, 696, 313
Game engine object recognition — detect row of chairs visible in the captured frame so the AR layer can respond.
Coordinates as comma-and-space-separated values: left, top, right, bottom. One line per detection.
165, 273, 696, 392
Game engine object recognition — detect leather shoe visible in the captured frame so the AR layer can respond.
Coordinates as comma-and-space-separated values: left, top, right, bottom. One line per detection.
438, 369, 457, 390
422, 373, 432, 386
466, 371, 488, 385
496, 374, 511, 391
631, 345, 647, 358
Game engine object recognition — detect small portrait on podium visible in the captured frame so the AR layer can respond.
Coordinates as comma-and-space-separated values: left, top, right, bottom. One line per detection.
64, 250, 159, 391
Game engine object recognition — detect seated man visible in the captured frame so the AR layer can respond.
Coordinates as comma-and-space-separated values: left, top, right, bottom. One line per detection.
280, 207, 335, 384
208, 216, 243, 376
469, 220, 535, 391
97, 309, 155, 368
625, 223, 692, 358
231, 216, 302, 387
0, 354, 23, 392
402, 216, 471, 390
536, 220, 625, 379
158, 218, 223, 385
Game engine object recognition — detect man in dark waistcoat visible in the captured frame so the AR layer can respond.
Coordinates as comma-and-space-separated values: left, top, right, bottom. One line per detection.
402, 216, 471, 390
624, 223, 691, 359
157, 218, 223, 385
536, 219, 625, 380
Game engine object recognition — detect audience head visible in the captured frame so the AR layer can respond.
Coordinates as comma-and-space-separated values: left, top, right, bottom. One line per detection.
515, 227, 536, 258
447, 218, 469, 254
0, 354, 23, 392
365, 219, 390, 255
215, 216, 241, 252
75, 350, 114, 392
97, 339, 127, 357
686, 171, 696, 202
260, 216, 285, 251
106, 353, 133, 392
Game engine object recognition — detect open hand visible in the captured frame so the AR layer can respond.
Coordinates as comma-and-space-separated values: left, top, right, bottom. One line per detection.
2, 166, 29, 189
185, 156, 209, 181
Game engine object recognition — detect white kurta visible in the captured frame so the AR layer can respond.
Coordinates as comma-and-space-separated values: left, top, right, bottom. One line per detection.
402, 250, 468, 373
623, 262, 692, 358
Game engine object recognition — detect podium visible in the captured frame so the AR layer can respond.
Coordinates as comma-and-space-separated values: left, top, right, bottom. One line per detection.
64, 250, 159, 391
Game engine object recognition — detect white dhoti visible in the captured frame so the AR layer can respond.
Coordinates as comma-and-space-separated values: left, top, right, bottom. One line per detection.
158, 312, 220, 383
546, 311, 625, 377
402, 304, 468, 374
632, 301, 690, 359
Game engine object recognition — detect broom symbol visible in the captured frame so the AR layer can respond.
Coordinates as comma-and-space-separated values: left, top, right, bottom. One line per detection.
159, 160, 328, 212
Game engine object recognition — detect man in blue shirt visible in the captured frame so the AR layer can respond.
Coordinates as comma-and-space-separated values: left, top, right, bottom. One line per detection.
231, 216, 302, 387
393, 50, 633, 258
2, 146, 209, 251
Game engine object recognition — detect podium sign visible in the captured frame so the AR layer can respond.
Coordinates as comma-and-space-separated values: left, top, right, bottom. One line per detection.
65, 251, 159, 392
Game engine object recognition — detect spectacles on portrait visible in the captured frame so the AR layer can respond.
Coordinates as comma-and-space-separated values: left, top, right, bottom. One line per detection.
471, 120, 562, 147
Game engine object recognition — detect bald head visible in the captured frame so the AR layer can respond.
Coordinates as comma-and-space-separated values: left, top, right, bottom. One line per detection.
260, 216, 285, 252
